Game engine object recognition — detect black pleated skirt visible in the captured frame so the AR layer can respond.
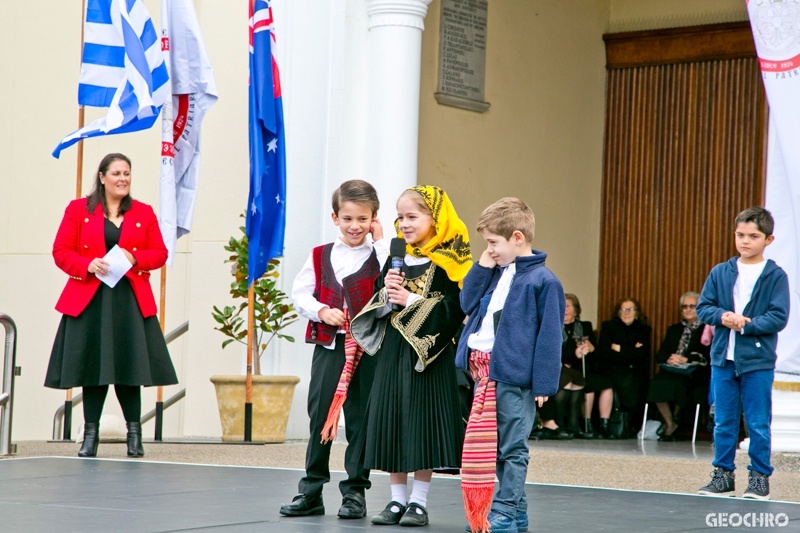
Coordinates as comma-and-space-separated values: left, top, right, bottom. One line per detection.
360, 322, 464, 473
45, 277, 178, 389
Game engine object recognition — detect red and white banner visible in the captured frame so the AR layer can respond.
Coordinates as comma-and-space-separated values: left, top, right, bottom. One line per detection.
159, 0, 218, 266
747, 0, 800, 380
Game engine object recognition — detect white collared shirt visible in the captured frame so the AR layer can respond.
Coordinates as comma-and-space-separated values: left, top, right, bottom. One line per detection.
467, 263, 517, 353
292, 237, 389, 349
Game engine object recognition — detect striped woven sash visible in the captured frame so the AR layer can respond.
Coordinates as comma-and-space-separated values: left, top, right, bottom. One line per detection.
462, 350, 497, 533
320, 309, 363, 444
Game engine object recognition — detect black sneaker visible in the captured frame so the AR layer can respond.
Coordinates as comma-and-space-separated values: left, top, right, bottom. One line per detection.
698, 468, 735, 497
371, 501, 406, 525
399, 502, 429, 527
743, 470, 770, 500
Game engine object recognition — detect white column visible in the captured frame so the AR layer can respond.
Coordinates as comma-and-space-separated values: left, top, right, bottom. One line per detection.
366, 0, 432, 230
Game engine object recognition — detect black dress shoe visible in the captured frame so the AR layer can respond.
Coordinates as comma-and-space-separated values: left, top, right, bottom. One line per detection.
126, 422, 144, 457
280, 493, 324, 516
338, 493, 366, 519
78, 423, 100, 457
399, 502, 429, 527
372, 501, 406, 525
540, 427, 573, 440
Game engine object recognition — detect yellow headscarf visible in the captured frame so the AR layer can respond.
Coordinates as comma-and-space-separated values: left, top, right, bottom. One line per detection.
395, 185, 473, 287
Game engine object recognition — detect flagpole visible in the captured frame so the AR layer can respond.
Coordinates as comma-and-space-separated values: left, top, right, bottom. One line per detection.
245, 284, 254, 442
63, 0, 88, 442
155, 267, 167, 441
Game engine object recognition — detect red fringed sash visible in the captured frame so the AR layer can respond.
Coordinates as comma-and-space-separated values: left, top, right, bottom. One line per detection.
320, 309, 363, 444
462, 350, 497, 533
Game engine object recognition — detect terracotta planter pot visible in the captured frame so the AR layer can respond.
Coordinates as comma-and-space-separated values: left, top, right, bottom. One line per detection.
210, 375, 300, 443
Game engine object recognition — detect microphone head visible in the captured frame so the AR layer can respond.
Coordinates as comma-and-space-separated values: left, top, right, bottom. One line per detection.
390, 238, 407, 258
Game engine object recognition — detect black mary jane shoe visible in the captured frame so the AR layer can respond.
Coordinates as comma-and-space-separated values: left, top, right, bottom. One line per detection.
338, 493, 367, 519
372, 501, 406, 525
78, 423, 100, 457
280, 493, 325, 516
126, 422, 144, 457
399, 502, 429, 527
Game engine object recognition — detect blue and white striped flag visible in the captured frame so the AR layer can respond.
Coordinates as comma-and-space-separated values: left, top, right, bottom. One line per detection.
53, 0, 169, 158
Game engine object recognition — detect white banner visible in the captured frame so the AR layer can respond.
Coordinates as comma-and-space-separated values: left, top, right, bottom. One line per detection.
747, 0, 800, 380
159, 0, 218, 266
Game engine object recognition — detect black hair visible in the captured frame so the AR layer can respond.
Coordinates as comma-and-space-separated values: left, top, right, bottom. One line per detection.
331, 180, 380, 215
734, 206, 774, 237
86, 153, 133, 217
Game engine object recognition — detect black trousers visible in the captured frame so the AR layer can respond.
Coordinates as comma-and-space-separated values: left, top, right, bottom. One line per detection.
299, 335, 376, 498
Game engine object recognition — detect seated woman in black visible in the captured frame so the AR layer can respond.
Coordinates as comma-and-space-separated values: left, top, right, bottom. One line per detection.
646, 291, 710, 441
597, 297, 651, 436
560, 294, 614, 438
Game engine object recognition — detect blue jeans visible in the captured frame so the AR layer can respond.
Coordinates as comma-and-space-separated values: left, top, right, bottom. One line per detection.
491, 382, 537, 519
712, 361, 774, 476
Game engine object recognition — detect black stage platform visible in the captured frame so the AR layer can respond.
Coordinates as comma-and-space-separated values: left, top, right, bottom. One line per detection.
1, 457, 798, 532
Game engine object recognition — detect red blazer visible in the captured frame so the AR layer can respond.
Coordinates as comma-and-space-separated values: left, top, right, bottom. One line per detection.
53, 198, 168, 318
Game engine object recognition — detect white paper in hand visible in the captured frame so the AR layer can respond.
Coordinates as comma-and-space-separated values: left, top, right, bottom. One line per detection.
100, 245, 134, 288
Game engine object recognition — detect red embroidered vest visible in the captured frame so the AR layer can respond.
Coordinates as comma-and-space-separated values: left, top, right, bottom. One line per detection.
305, 242, 381, 346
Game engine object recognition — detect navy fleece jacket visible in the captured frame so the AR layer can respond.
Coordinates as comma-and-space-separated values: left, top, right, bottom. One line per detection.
696, 257, 790, 375
456, 251, 565, 396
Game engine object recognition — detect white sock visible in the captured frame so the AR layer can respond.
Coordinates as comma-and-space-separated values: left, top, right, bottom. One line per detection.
390, 484, 407, 512
408, 480, 431, 509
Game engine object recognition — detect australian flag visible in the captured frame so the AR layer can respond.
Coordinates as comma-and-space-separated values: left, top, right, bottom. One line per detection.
247, 0, 286, 283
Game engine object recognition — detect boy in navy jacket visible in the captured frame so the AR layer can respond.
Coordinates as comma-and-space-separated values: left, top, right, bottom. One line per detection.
696, 207, 789, 500
457, 198, 564, 533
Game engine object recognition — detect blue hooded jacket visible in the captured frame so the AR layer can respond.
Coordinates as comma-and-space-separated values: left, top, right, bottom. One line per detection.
456, 251, 565, 396
696, 257, 790, 375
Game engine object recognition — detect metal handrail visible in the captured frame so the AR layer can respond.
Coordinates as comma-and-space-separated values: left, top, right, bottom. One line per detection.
141, 388, 186, 425
165, 321, 189, 345
52, 393, 83, 441
51, 320, 189, 440
1, 313, 18, 455
0, 393, 8, 407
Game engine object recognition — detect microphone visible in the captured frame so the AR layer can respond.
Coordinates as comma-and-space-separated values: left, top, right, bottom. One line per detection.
389, 238, 406, 311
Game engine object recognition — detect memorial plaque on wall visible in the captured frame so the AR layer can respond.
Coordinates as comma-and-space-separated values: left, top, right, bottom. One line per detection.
436, 0, 490, 112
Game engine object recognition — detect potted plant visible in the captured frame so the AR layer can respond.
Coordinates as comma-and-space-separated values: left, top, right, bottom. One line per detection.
210, 217, 300, 443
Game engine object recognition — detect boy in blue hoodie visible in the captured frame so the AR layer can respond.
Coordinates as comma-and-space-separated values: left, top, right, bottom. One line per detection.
696, 207, 789, 500
457, 198, 564, 533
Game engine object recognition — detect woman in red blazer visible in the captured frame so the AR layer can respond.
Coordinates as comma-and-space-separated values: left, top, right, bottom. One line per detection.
45, 153, 178, 458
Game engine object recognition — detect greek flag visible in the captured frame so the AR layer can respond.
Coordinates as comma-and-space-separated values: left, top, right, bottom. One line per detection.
53, 0, 169, 158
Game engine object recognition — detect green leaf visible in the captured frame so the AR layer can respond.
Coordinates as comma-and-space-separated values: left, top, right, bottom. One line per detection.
222, 339, 235, 349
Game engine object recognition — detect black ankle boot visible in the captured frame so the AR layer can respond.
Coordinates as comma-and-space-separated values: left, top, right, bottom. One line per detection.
600, 418, 617, 440
586, 420, 601, 439
78, 423, 100, 457
126, 422, 144, 457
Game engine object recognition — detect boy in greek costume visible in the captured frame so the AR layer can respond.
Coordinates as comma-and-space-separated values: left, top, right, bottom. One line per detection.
280, 180, 387, 519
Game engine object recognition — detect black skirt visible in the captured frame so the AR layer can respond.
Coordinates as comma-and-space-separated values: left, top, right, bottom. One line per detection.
584, 372, 613, 394
361, 322, 464, 473
45, 277, 178, 389
646, 366, 710, 407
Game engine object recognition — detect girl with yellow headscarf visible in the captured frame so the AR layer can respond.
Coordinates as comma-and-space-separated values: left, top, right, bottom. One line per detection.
351, 185, 472, 527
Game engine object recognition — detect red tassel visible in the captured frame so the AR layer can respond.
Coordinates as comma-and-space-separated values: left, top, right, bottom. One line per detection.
463, 485, 493, 533
320, 393, 346, 444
